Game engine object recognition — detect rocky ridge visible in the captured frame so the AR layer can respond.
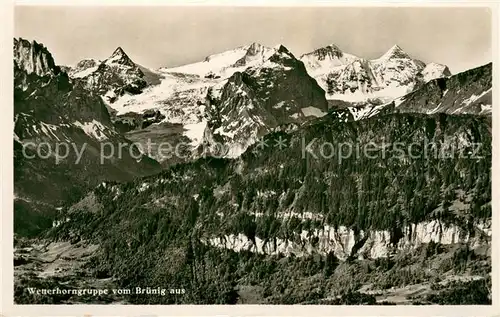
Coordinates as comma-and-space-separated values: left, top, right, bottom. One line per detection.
13, 38, 161, 236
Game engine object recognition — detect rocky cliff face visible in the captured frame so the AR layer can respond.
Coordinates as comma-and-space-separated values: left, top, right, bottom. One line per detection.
300, 44, 450, 102
325, 62, 491, 122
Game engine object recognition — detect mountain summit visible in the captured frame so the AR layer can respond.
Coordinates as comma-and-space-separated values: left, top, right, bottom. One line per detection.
13, 39, 160, 224
377, 44, 411, 60
246, 42, 268, 55
66, 46, 148, 101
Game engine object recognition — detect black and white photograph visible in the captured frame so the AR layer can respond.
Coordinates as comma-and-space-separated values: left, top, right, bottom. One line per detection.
5, 3, 496, 310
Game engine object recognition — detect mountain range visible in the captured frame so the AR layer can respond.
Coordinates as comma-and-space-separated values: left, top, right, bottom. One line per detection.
55, 41, 490, 161
13, 37, 492, 305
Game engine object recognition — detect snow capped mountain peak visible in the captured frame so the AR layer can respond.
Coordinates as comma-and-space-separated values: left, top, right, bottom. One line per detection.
65, 44, 147, 100
306, 43, 345, 61
299, 43, 359, 78
245, 42, 273, 58
299, 42, 442, 102
13, 37, 60, 77
272, 44, 295, 58
202, 45, 248, 63
106, 46, 135, 66
76, 58, 100, 69
326, 43, 342, 50
67, 58, 101, 78
421, 62, 452, 82
260, 45, 300, 68
273, 44, 288, 52
377, 44, 411, 60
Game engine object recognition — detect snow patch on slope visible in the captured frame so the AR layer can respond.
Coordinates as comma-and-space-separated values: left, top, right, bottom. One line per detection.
301, 44, 450, 103
73, 120, 109, 141
480, 104, 492, 115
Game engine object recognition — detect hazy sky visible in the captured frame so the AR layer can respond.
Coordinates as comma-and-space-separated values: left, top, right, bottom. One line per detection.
15, 6, 492, 73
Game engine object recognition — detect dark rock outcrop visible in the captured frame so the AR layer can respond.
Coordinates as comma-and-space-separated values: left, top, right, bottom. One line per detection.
203, 45, 328, 157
